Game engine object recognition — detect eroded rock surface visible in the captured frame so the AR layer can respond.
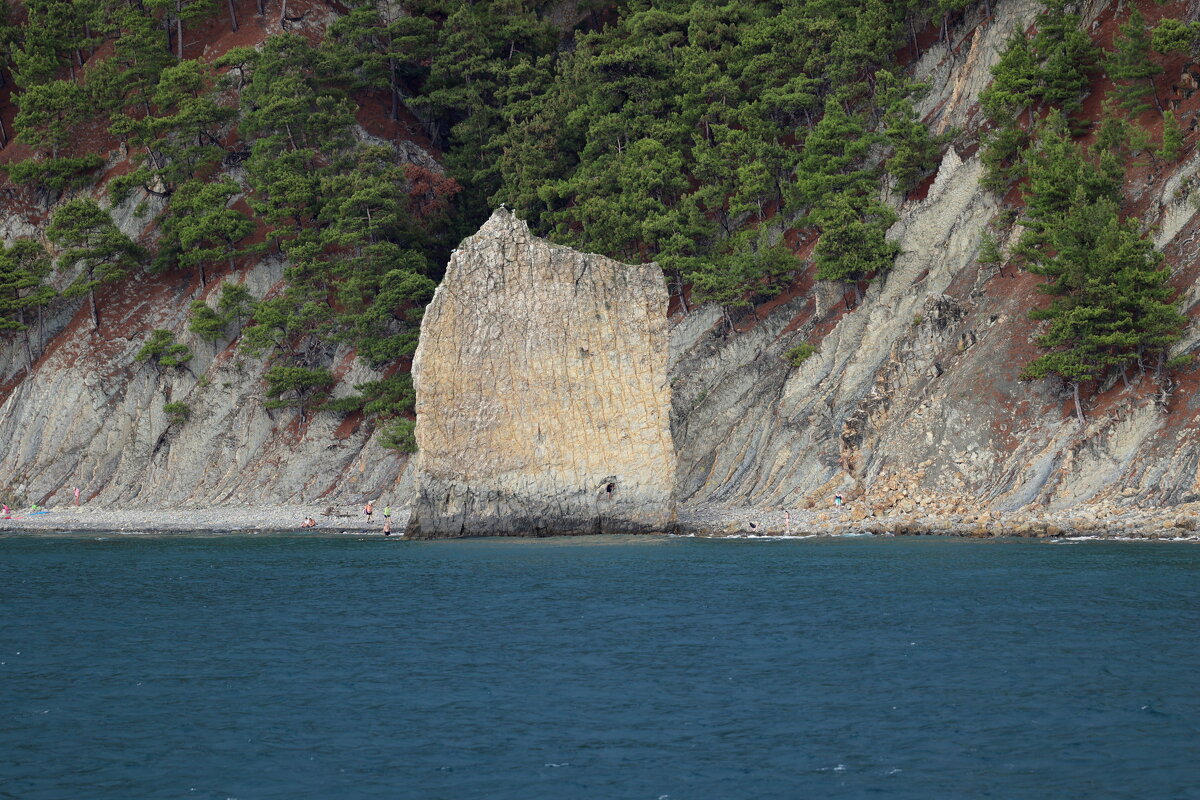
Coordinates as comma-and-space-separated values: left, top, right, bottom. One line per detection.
0, 254, 403, 509
406, 209, 676, 537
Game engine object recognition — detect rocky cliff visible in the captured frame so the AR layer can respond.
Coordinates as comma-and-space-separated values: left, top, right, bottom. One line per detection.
0, 249, 405, 509
3, 0, 1200, 526
669, 0, 1200, 515
405, 209, 676, 537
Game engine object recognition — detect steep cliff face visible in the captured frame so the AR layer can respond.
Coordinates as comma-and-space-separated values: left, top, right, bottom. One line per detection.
406, 209, 676, 537
0, 251, 405, 508
0, 6, 433, 509
4, 0, 1200, 523
669, 0, 1200, 514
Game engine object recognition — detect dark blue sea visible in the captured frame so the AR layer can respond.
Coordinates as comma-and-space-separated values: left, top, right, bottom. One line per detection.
2, 533, 1199, 799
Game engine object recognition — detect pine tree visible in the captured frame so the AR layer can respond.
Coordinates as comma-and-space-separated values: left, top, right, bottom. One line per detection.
1106, 8, 1162, 116
217, 281, 254, 327
980, 119, 1031, 191
263, 364, 335, 426
46, 198, 144, 332
14, 79, 87, 158
11, 0, 90, 87
1022, 196, 1185, 424
86, 9, 173, 122
1032, 0, 1100, 115
135, 328, 192, 368
188, 299, 227, 340
813, 192, 900, 305
977, 27, 1043, 191
794, 98, 876, 209
1018, 111, 1122, 260
159, 178, 255, 288
0, 239, 55, 367
1152, 18, 1200, 57
1094, 99, 1130, 157
980, 26, 1040, 126
144, 0, 217, 60
875, 72, 947, 195
977, 231, 1006, 276
1158, 109, 1184, 162
147, 59, 234, 188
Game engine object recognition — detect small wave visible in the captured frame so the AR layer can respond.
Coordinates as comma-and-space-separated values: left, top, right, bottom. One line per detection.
1050, 535, 1200, 543
723, 533, 822, 540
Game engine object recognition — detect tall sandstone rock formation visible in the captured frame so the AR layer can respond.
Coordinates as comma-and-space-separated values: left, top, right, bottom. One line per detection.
406, 209, 676, 537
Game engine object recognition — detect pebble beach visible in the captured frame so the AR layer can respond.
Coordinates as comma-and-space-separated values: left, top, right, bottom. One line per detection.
0, 504, 392, 534
2, 501, 1199, 540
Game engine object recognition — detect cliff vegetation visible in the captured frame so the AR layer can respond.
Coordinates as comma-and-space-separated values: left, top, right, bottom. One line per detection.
1, 0, 1200, 511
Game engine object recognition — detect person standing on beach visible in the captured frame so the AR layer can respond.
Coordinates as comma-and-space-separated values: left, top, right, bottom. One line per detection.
785, 510, 791, 535
73, 487, 80, 506
364, 500, 374, 523
383, 519, 392, 536
383, 505, 391, 521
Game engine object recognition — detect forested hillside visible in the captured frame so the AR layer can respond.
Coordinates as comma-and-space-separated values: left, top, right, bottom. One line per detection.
1, 0, 1200, 509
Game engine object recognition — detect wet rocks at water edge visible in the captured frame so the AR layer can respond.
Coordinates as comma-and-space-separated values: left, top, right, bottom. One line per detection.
674, 502, 1200, 541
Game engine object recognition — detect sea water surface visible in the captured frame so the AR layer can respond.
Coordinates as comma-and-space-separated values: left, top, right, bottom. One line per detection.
1, 533, 1199, 799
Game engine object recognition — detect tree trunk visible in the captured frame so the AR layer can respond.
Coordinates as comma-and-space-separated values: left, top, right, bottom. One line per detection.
199, 261, 207, 289
18, 308, 32, 370
1072, 381, 1085, 426
176, 7, 184, 59
227, 0, 239, 31
89, 289, 100, 332
0, 114, 7, 147
389, 58, 398, 120
256, 0, 264, 15
280, 0, 288, 23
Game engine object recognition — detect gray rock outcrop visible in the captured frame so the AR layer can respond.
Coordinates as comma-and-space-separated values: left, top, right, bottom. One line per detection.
0, 254, 404, 509
405, 209, 676, 537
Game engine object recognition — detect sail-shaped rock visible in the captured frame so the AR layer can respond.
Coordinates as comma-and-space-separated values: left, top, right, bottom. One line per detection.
405, 209, 676, 537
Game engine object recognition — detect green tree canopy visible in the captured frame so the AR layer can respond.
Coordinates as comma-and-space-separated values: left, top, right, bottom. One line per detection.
46, 198, 144, 331
1106, 8, 1162, 116
0, 238, 55, 367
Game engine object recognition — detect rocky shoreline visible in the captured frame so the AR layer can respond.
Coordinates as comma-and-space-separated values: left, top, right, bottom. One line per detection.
0, 504, 391, 534
2, 501, 1199, 540
677, 503, 1200, 540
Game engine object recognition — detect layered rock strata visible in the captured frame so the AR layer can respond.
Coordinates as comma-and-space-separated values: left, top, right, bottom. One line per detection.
406, 209, 676, 537
0, 254, 403, 508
